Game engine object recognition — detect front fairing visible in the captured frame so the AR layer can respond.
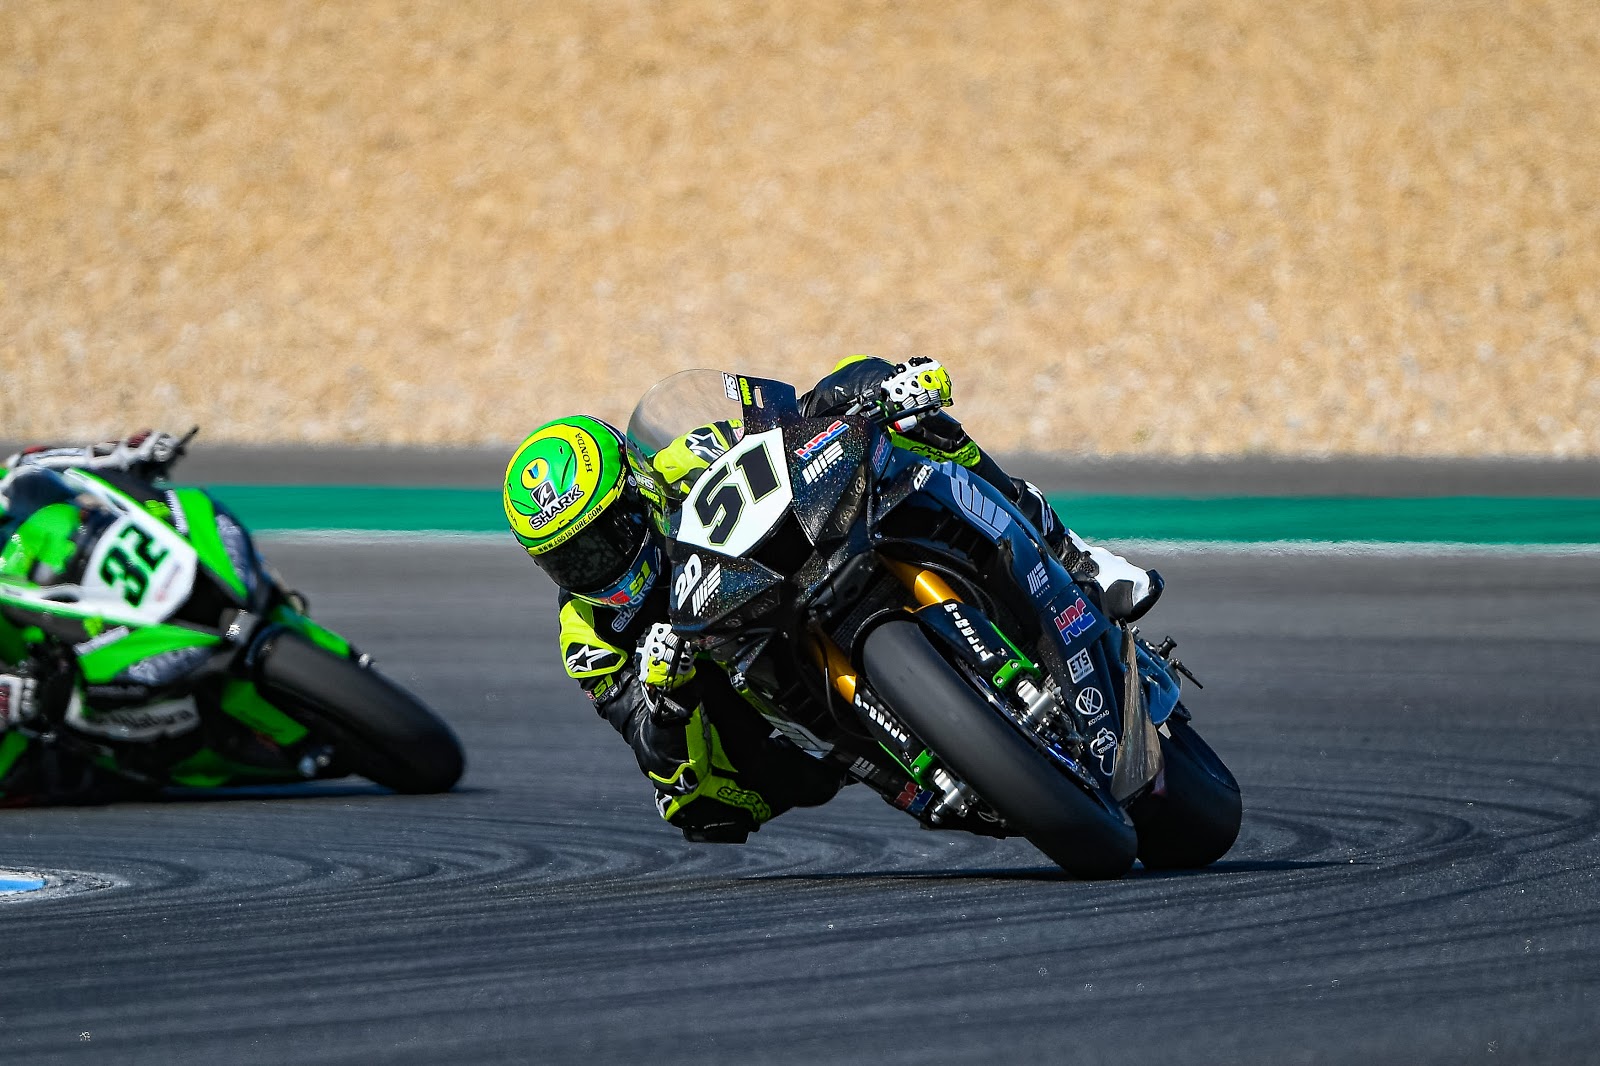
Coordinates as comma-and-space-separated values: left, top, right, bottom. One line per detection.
656, 372, 880, 634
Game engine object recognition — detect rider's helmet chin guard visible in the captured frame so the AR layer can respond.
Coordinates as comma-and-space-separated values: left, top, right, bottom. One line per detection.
503, 415, 661, 608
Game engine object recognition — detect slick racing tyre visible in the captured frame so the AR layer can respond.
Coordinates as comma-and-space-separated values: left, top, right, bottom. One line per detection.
1128, 716, 1241, 869
862, 620, 1137, 880
256, 631, 464, 794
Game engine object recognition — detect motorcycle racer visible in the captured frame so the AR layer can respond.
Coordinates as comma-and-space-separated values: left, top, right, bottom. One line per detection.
506, 358, 1165, 841
504, 414, 843, 843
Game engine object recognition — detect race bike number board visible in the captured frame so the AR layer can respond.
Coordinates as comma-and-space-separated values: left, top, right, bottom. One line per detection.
675, 428, 793, 558
81, 513, 197, 624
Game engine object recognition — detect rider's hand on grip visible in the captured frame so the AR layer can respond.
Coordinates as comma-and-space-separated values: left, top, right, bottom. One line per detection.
111, 430, 186, 474
637, 622, 697, 694
878, 357, 954, 431
0, 657, 72, 729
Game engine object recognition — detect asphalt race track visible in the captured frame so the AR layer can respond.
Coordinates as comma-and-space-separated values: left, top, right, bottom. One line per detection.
3, 540, 1598, 1064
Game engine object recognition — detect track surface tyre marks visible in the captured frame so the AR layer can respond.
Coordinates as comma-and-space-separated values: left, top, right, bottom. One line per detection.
862, 619, 1137, 879
1, 544, 1597, 1064
256, 630, 464, 794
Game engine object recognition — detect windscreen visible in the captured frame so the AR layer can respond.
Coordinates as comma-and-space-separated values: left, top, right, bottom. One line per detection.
626, 369, 744, 457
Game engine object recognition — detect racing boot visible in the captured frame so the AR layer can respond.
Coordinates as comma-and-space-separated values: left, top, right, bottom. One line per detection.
639, 698, 843, 843
635, 625, 844, 842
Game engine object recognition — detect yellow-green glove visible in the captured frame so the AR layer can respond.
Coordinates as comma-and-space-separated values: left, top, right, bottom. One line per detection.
879, 357, 954, 431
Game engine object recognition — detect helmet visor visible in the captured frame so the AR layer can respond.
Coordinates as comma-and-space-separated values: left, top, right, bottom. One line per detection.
534, 488, 650, 595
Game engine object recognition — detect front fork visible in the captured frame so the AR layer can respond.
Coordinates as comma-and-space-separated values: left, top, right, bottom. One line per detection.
808, 559, 999, 826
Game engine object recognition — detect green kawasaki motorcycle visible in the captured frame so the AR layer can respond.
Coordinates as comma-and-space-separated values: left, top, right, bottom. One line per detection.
0, 464, 463, 796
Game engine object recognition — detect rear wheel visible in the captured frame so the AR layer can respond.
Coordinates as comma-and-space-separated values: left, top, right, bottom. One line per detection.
1128, 717, 1241, 869
862, 620, 1137, 879
255, 631, 464, 794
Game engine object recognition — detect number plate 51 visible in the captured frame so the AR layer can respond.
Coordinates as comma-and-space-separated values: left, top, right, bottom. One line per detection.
676, 428, 793, 557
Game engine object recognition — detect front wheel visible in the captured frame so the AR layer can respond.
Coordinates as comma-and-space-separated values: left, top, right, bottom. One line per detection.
861, 620, 1137, 879
255, 631, 464, 794
1128, 717, 1241, 869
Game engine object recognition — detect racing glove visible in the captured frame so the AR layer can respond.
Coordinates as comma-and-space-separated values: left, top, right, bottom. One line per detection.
876, 357, 954, 431
634, 621, 698, 724
0, 658, 73, 730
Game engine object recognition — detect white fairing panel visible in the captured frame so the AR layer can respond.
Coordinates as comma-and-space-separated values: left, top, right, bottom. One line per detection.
675, 428, 794, 558
78, 513, 197, 624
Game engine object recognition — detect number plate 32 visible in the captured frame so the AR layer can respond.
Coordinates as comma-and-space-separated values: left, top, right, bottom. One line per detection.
83, 514, 197, 623
676, 428, 793, 557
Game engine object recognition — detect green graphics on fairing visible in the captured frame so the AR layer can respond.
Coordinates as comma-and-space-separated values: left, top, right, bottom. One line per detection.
0, 466, 463, 796
502, 416, 627, 556
0, 471, 203, 642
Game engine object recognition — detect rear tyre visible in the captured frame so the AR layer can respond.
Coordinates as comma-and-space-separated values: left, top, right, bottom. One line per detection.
862, 620, 1137, 879
256, 631, 464, 794
1128, 717, 1241, 869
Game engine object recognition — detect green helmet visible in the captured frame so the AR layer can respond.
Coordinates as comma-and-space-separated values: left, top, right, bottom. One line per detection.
502, 416, 661, 606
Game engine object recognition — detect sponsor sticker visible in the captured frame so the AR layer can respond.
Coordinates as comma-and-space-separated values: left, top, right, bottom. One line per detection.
1053, 596, 1097, 639
674, 554, 702, 607
1027, 562, 1049, 596
692, 563, 722, 614
870, 433, 892, 470
800, 440, 847, 484
672, 553, 722, 615
610, 599, 643, 632
66, 695, 201, 742
75, 626, 131, 656
949, 472, 1010, 539
944, 602, 994, 663
684, 426, 726, 462
795, 420, 848, 459
723, 373, 740, 400
1067, 648, 1093, 683
564, 645, 621, 675
1090, 727, 1118, 776
858, 693, 911, 746
1075, 685, 1107, 722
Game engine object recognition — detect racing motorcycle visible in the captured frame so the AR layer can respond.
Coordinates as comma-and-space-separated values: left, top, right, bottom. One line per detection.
0, 459, 463, 796
628, 371, 1240, 878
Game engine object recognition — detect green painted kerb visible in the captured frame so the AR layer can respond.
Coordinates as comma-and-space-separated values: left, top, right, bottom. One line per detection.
202, 485, 502, 533
1044, 495, 1600, 546
194, 485, 1600, 546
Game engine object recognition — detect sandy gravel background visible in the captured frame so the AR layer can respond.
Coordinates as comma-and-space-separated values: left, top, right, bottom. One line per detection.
3, 1, 1597, 456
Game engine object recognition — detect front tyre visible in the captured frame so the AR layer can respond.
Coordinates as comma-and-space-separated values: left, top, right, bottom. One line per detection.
862, 620, 1137, 879
1128, 717, 1241, 869
255, 631, 464, 794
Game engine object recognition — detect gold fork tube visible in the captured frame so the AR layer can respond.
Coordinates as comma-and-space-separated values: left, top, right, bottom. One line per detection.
880, 557, 962, 607
808, 632, 858, 702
